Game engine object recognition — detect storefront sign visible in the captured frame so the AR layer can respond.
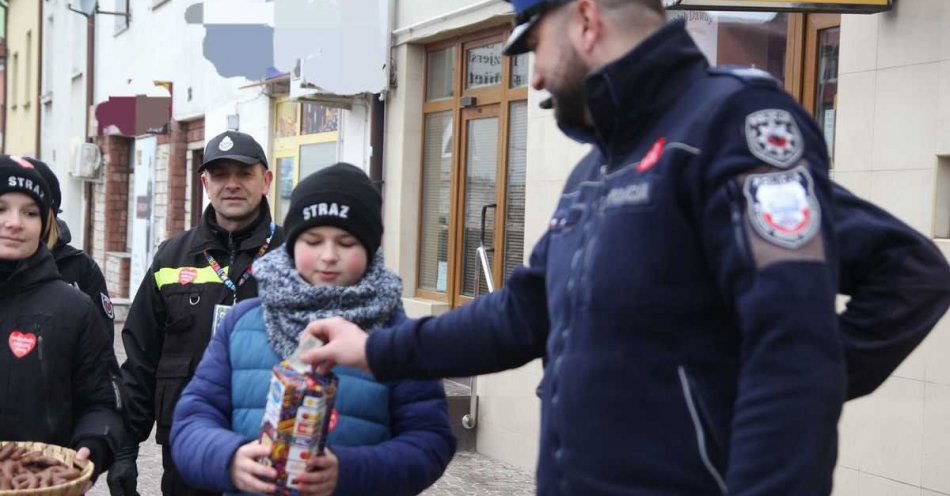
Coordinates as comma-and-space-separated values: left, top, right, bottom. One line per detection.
663, 0, 890, 13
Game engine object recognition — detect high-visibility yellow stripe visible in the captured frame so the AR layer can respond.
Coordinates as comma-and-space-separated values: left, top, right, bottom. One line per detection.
154, 266, 229, 289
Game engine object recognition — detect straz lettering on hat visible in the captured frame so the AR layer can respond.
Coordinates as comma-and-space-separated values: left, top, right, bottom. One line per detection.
744, 108, 804, 168
218, 135, 234, 152
302, 202, 350, 221
6, 176, 46, 199
101, 292, 115, 320
179, 267, 198, 285
743, 165, 820, 249
8, 331, 37, 359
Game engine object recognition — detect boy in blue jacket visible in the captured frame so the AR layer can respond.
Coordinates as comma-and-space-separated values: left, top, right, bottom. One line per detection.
170, 163, 456, 495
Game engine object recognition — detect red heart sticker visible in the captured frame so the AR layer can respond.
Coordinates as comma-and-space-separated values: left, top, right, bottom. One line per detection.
9, 331, 37, 359
179, 268, 198, 285
637, 137, 667, 173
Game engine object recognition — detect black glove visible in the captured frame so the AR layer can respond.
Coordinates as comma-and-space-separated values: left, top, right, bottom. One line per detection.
107, 445, 140, 496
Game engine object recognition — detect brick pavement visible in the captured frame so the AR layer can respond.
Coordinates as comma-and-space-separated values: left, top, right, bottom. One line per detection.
88, 323, 536, 496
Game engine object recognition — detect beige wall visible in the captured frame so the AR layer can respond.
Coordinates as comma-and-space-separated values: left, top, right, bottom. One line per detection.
833, 2, 950, 495
4, 0, 40, 156
384, 0, 588, 472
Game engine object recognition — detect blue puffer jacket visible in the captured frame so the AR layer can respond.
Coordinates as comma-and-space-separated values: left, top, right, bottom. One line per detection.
170, 298, 456, 495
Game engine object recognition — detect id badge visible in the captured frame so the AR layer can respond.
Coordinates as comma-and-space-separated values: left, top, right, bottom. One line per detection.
212, 304, 233, 336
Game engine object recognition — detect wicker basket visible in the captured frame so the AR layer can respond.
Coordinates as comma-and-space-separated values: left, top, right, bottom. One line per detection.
0, 442, 93, 496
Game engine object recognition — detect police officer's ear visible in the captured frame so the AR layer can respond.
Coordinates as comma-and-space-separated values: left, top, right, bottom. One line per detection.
572, 0, 608, 56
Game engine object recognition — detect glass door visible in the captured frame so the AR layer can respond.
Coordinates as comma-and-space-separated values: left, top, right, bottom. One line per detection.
454, 105, 500, 304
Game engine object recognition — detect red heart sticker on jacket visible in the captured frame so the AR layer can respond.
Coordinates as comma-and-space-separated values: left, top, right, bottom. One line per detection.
637, 137, 667, 173
179, 268, 198, 285
9, 331, 37, 359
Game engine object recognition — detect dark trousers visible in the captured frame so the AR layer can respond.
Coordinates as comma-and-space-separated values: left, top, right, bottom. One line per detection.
161, 445, 220, 496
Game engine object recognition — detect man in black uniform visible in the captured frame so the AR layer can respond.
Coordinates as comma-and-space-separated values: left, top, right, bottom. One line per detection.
117, 131, 285, 495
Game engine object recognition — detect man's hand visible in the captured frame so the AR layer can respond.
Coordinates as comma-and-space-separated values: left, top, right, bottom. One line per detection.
106, 445, 139, 496
300, 318, 369, 375
230, 441, 277, 495
294, 448, 338, 496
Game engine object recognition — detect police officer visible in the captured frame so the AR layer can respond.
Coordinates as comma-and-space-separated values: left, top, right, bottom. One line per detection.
0, 155, 125, 487
117, 131, 285, 496
301, 1, 949, 495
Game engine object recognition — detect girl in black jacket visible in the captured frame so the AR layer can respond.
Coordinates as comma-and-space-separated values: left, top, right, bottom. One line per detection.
0, 155, 124, 485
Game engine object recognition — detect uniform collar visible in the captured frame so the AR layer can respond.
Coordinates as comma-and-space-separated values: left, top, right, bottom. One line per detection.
190, 198, 275, 255
579, 19, 709, 155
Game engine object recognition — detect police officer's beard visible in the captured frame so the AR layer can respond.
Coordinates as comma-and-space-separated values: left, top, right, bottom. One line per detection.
551, 47, 595, 143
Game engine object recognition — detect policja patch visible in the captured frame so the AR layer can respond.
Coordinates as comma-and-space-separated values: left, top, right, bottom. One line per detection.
745, 109, 804, 168
743, 165, 820, 249
101, 292, 115, 320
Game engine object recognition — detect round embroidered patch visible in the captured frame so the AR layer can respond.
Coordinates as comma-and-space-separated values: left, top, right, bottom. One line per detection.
743, 166, 821, 249
218, 135, 234, 151
744, 108, 804, 168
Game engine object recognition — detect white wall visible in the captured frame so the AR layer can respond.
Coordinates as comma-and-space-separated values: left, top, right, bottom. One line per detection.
94, 0, 250, 124
39, 0, 90, 247
833, 2, 950, 495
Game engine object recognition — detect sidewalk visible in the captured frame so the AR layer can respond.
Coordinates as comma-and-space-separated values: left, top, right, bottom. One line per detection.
92, 323, 536, 496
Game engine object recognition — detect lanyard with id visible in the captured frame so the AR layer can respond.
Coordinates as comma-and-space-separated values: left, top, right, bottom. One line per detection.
207, 222, 275, 334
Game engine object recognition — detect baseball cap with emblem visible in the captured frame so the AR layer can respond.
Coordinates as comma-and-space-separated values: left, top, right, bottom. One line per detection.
503, 0, 575, 55
200, 131, 269, 172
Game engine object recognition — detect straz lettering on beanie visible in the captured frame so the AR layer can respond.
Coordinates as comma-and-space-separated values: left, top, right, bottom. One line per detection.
7, 176, 46, 199
302, 202, 350, 220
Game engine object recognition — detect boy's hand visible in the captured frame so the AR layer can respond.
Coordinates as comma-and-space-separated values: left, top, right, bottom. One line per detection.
301, 318, 369, 375
230, 441, 277, 494
295, 448, 339, 496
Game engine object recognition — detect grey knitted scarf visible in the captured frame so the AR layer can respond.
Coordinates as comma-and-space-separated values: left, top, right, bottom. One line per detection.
253, 248, 403, 359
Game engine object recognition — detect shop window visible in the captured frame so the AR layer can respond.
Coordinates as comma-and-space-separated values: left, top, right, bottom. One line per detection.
466, 41, 503, 89
418, 28, 527, 306
801, 15, 841, 159
271, 99, 342, 222
511, 54, 529, 89
675, 11, 840, 159
426, 47, 455, 101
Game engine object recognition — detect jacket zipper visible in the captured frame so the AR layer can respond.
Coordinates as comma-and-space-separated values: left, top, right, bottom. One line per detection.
678, 366, 727, 494
726, 181, 752, 265
36, 324, 56, 438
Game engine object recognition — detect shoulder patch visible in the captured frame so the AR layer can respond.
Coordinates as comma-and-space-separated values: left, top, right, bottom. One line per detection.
101, 292, 115, 320
744, 108, 804, 168
743, 166, 820, 249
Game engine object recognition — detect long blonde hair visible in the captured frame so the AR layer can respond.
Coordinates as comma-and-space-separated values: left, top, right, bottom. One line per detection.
43, 211, 59, 248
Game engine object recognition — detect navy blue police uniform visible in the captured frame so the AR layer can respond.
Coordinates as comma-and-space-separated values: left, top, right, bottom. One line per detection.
367, 18, 846, 496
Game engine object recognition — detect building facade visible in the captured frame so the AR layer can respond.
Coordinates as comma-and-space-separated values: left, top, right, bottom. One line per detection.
3, 0, 39, 156
37, 0, 92, 248
89, 0, 379, 308
833, 1, 950, 494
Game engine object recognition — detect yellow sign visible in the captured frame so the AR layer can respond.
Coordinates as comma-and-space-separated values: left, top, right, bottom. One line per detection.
665, 0, 890, 12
